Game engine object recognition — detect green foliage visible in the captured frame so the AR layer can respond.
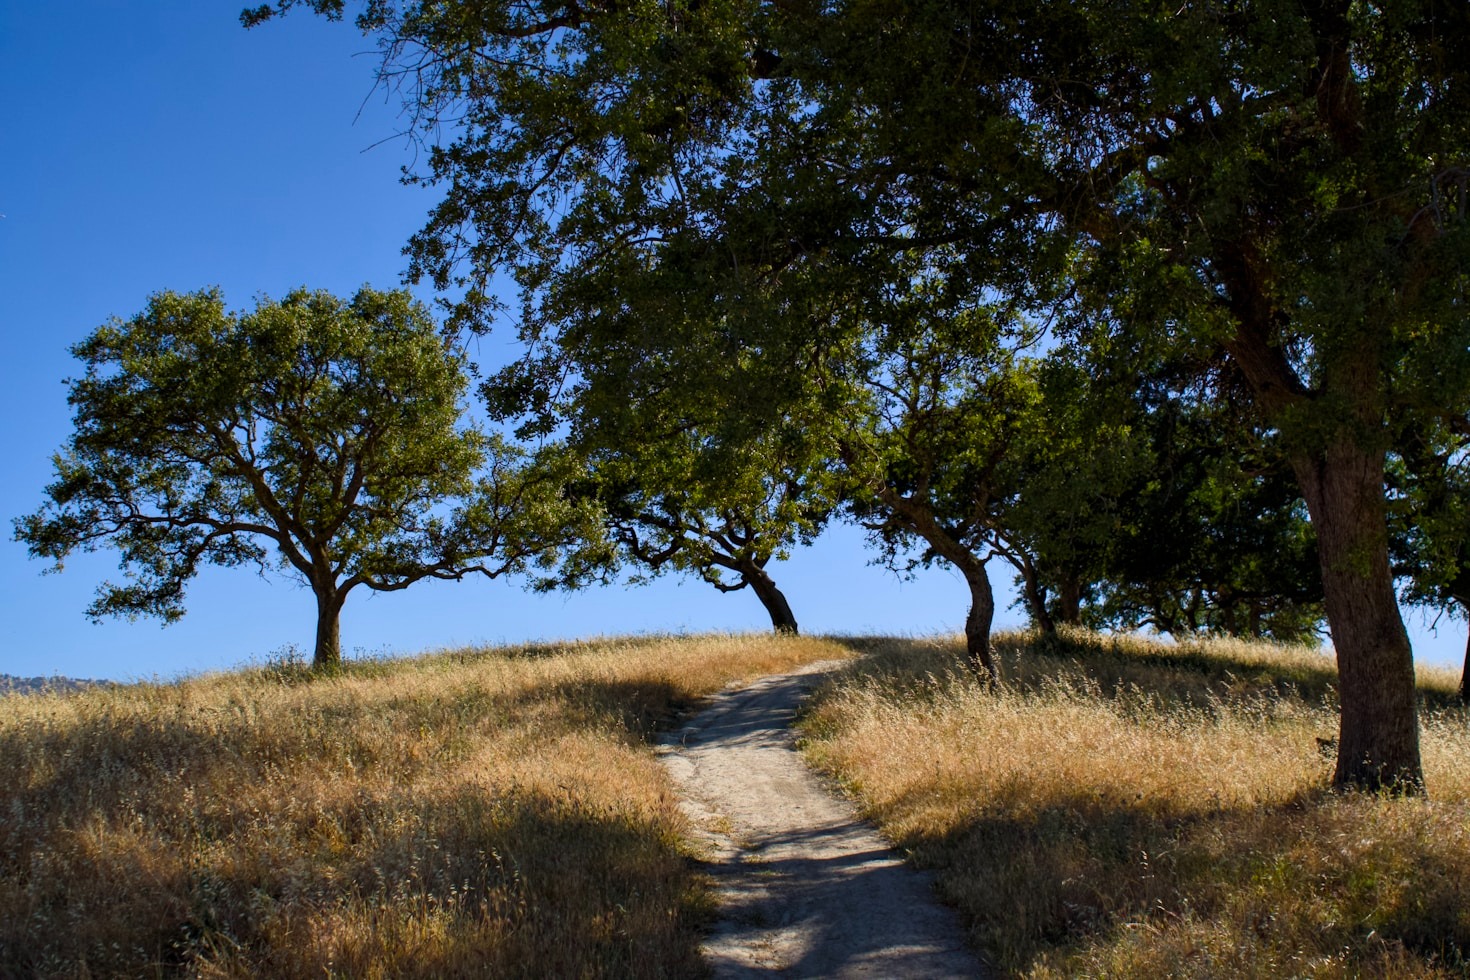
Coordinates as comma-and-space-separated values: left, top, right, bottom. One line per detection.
15, 287, 589, 666
1389, 419, 1470, 691
479, 228, 843, 627
843, 303, 1037, 573
585, 444, 833, 630
980, 353, 1147, 631
1392, 421, 1470, 600
247, 0, 1470, 785
1051, 357, 1327, 644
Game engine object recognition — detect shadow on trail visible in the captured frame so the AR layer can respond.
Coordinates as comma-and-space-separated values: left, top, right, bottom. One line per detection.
663, 662, 983, 978
705, 842, 973, 978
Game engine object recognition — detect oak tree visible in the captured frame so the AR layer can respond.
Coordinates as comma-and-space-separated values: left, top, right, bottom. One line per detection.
1391, 421, 1470, 700
841, 313, 1043, 683
16, 287, 588, 668
247, 0, 1470, 791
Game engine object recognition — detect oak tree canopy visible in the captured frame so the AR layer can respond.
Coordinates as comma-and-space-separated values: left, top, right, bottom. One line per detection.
16, 287, 589, 668
246, 0, 1470, 791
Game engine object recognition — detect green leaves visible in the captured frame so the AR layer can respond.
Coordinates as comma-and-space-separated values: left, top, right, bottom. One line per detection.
15, 286, 582, 664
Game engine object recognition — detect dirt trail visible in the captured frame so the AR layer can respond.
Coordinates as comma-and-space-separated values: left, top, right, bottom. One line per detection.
657, 661, 985, 978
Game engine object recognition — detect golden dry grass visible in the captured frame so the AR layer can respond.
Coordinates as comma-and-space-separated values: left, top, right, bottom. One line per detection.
0, 633, 846, 978
801, 629, 1470, 978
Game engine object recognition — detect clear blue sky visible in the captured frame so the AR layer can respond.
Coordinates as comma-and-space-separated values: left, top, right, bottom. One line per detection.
0, 3, 1461, 682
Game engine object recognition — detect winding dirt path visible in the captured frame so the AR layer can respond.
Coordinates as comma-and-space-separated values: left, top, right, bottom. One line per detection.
657, 661, 985, 978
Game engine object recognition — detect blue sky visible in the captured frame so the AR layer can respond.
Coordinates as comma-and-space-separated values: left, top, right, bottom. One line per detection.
1, 3, 1461, 682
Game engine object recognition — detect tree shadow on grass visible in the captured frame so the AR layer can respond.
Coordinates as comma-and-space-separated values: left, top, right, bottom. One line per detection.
0, 777, 708, 979
822, 632, 1467, 713
814, 633, 1470, 973
0, 667, 730, 978
873, 781, 1470, 976
0, 669, 703, 844
524, 675, 705, 738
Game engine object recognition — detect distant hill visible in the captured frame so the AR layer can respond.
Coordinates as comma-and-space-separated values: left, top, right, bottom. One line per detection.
0, 674, 110, 695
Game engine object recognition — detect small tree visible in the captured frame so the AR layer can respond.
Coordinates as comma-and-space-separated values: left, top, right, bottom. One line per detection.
479, 231, 841, 636
1090, 392, 1325, 644
16, 286, 584, 669
838, 304, 1044, 684
1011, 346, 1326, 644
590, 463, 828, 636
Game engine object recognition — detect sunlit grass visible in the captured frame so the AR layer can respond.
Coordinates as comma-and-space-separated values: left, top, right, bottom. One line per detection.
0, 633, 845, 977
802, 629, 1470, 977
12, 627, 1467, 977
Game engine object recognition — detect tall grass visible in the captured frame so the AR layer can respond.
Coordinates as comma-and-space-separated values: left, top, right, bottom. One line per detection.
802, 630, 1470, 978
13, 628, 1466, 977
0, 634, 844, 978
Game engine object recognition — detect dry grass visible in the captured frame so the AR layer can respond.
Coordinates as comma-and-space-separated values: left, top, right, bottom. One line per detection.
0, 633, 845, 978
802, 629, 1470, 978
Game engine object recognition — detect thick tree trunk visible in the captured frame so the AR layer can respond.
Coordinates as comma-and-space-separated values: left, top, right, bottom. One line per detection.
743, 563, 799, 635
313, 588, 345, 670
1055, 573, 1083, 626
1292, 440, 1423, 794
1227, 319, 1423, 792
960, 560, 999, 686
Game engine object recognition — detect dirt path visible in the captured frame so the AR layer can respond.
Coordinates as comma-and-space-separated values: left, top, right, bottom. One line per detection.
657, 661, 985, 978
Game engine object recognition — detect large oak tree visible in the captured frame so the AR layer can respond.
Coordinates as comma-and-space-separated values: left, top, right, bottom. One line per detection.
16, 287, 590, 668
249, 0, 1470, 791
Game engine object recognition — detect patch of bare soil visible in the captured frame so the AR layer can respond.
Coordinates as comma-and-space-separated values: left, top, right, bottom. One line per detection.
657, 661, 985, 978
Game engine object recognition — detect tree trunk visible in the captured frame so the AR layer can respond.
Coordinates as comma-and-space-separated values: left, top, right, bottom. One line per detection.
1017, 556, 1056, 635
1219, 591, 1239, 637
1460, 628, 1470, 706
960, 560, 999, 686
742, 562, 799, 635
869, 486, 998, 685
1225, 308, 1423, 793
313, 587, 345, 670
1292, 439, 1423, 794
1450, 587, 1470, 705
1055, 573, 1083, 626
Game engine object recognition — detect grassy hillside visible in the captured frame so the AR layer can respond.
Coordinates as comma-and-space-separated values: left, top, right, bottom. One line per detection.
800, 631, 1470, 978
6, 630, 1469, 978
0, 634, 844, 978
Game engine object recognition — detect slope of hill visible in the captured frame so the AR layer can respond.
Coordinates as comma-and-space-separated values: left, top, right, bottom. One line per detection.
2, 630, 1467, 978
800, 631, 1470, 977
0, 634, 845, 977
